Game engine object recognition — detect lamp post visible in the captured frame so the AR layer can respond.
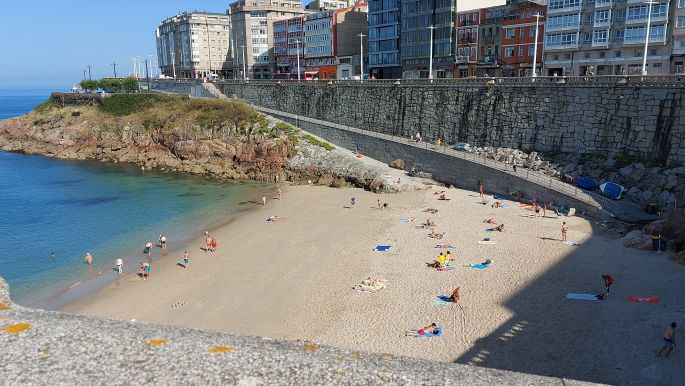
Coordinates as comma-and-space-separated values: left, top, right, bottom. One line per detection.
295, 39, 302, 81
358, 33, 366, 79
111, 62, 118, 78
641, 0, 656, 76
240, 45, 247, 80
427, 26, 435, 81
532, 13, 542, 78
87, 65, 92, 80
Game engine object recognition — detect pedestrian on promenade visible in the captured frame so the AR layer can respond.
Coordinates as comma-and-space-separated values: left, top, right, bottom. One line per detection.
561, 222, 569, 242
657, 322, 677, 358
278, 189, 283, 200
262, 195, 267, 206
512, 159, 517, 172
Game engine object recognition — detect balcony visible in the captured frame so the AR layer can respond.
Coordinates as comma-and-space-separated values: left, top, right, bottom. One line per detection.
591, 40, 609, 47
623, 35, 667, 45
545, 42, 579, 50
456, 55, 475, 64
593, 20, 611, 28
548, 4, 581, 15
477, 55, 499, 66
595, 0, 613, 8
546, 23, 581, 32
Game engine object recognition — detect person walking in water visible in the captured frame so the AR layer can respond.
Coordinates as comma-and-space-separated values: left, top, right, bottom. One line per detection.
84, 253, 93, 265
561, 222, 569, 242
159, 234, 167, 249
144, 242, 153, 258
657, 322, 677, 358
114, 258, 123, 274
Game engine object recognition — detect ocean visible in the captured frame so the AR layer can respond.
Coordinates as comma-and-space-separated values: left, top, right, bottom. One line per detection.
0, 90, 273, 308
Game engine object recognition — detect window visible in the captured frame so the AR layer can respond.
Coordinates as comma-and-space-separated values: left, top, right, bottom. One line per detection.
599, 52, 605, 58
594, 10, 610, 25
528, 44, 535, 56
506, 28, 515, 39
564, 53, 571, 60
505, 47, 515, 57
520, 27, 526, 38
615, 50, 621, 58
518, 46, 523, 56
653, 63, 662, 68
549, 0, 580, 11
678, 16, 685, 28
650, 48, 657, 56
592, 29, 609, 46
680, 0, 685, 8
530, 27, 536, 37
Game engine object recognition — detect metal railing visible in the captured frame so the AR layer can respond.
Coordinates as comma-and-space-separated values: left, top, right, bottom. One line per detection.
249, 104, 605, 211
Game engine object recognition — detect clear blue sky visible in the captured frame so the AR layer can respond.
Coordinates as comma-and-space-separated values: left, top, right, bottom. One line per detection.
0, 0, 238, 90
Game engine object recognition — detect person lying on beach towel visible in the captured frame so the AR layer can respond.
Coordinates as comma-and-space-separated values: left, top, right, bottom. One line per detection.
353, 277, 387, 293
438, 194, 450, 201
433, 191, 445, 195
266, 215, 278, 222
483, 218, 497, 224
492, 202, 502, 208
422, 208, 439, 214
429, 231, 445, 239
488, 224, 505, 232
435, 244, 454, 249
405, 323, 439, 337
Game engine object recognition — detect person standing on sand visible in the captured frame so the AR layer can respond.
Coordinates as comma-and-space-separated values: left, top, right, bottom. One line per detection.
351, 197, 356, 207
140, 262, 150, 280
534, 202, 541, 218
512, 159, 517, 172
479, 183, 484, 199
657, 322, 677, 358
262, 195, 267, 206
278, 189, 282, 200
561, 222, 569, 241
602, 274, 615, 295
205, 235, 212, 252
210, 238, 217, 252
180, 251, 190, 268
543, 203, 547, 218
84, 253, 93, 265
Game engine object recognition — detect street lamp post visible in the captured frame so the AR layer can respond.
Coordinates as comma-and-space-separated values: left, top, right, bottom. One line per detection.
358, 33, 366, 79
641, 0, 656, 76
240, 45, 247, 80
427, 26, 435, 81
532, 13, 542, 77
87, 65, 92, 80
295, 39, 302, 81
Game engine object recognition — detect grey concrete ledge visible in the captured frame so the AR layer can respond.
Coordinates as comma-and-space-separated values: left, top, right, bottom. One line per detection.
0, 278, 599, 385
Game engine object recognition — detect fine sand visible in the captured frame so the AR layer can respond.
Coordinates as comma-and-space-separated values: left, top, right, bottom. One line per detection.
63, 184, 685, 385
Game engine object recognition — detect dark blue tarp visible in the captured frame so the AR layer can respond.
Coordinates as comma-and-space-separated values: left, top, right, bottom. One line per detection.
576, 177, 597, 191
600, 182, 624, 200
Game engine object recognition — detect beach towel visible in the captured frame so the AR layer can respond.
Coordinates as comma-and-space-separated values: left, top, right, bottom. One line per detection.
469, 264, 489, 269
477, 240, 497, 245
400, 217, 415, 222
566, 293, 601, 301
628, 296, 659, 304
500, 203, 510, 208
432, 300, 449, 308
437, 265, 455, 271
415, 328, 443, 338
436, 295, 453, 302
374, 245, 391, 251
563, 241, 580, 246
484, 229, 494, 232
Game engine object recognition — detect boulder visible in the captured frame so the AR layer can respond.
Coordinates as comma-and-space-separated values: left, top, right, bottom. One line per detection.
389, 159, 406, 170
641, 190, 653, 201
368, 178, 385, 191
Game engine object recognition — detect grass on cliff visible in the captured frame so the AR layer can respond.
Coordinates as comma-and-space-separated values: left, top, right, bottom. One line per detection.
302, 134, 335, 151
100, 94, 170, 116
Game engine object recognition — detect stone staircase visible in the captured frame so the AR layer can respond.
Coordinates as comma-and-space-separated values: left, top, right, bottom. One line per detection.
201, 82, 229, 99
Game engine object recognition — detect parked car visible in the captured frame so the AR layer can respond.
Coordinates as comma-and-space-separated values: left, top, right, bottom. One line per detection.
452, 142, 470, 151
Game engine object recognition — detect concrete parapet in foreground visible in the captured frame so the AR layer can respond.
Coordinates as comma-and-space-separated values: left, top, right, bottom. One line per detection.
0, 278, 597, 385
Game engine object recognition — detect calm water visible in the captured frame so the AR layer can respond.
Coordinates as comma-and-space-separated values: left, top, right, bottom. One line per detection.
0, 90, 272, 307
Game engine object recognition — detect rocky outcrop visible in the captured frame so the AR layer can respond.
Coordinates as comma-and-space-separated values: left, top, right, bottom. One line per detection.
389, 159, 406, 170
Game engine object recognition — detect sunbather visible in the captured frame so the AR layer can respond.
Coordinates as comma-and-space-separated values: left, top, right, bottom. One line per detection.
488, 224, 505, 232
492, 202, 502, 208
433, 191, 445, 195
450, 287, 460, 303
483, 218, 497, 224
422, 208, 439, 214
438, 194, 448, 200
405, 323, 438, 337
429, 230, 445, 239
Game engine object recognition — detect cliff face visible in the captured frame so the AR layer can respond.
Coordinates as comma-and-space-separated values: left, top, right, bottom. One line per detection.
0, 99, 294, 182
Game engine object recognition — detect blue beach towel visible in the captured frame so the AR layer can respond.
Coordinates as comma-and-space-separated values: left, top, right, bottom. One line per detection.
432, 300, 449, 308
484, 229, 494, 232
374, 245, 391, 251
415, 328, 443, 338
500, 203, 510, 208
436, 295, 452, 302
566, 293, 600, 301
469, 264, 489, 269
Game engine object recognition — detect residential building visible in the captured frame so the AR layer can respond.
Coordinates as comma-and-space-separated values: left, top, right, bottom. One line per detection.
400, 0, 458, 79
304, 3, 368, 79
156, 12, 232, 79
367, 0, 401, 79
672, 0, 685, 73
228, 0, 306, 79
500, 2, 546, 77
543, 0, 671, 76
455, 9, 480, 78
274, 16, 306, 76
306, 0, 356, 11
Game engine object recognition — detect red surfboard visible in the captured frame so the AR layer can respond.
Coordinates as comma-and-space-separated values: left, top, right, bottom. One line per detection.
628, 296, 660, 304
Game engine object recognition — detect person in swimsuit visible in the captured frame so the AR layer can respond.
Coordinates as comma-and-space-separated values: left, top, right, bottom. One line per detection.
140, 262, 150, 280
205, 236, 212, 252
657, 322, 677, 358
180, 251, 190, 268
144, 242, 152, 258
602, 274, 614, 295
489, 224, 505, 232
84, 253, 93, 265
534, 203, 540, 218
450, 287, 460, 303
278, 189, 282, 200
159, 234, 167, 249
405, 323, 438, 337
210, 238, 217, 252
561, 222, 569, 241
114, 258, 123, 274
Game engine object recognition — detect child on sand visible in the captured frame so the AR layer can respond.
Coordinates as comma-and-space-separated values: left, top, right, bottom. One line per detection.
180, 251, 190, 268
267, 215, 278, 222
656, 322, 677, 358
405, 323, 438, 337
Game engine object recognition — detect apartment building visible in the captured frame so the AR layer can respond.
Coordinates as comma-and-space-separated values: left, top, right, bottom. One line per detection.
228, 0, 306, 79
273, 16, 306, 75
304, 3, 368, 79
543, 0, 671, 76
156, 12, 232, 79
400, 0, 457, 78
367, 0, 401, 79
455, 9, 480, 78
672, 0, 685, 73
306, 0, 357, 11
500, 2, 546, 77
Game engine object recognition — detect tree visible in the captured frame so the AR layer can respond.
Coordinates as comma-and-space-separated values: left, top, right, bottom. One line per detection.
121, 77, 139, 93
80, 79, 99, 93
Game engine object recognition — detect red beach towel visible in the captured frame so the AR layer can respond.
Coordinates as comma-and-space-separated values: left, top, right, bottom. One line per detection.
628, 296, 659, 304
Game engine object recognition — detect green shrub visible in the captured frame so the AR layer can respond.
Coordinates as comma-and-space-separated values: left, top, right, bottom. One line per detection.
302, 134, 335, 150
99, 94, 167, 116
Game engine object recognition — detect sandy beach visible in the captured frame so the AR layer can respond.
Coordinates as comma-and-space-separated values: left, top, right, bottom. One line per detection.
63, 183, 685, 385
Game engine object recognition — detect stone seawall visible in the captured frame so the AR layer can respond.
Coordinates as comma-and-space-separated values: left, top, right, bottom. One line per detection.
214, 78, 685, 165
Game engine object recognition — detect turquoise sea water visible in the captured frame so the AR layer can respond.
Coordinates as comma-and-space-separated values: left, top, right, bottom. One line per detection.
0, 90, 272, 308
